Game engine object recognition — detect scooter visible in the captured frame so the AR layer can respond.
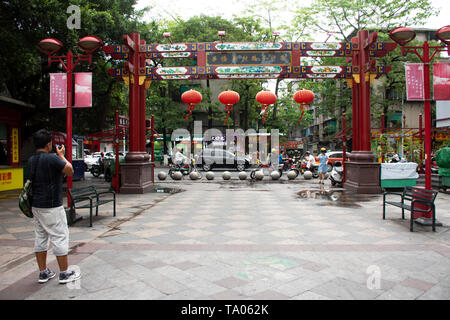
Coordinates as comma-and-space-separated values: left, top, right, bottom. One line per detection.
329, 161, 344, 186
90, 157, 105, 178
168, 159, 193, 179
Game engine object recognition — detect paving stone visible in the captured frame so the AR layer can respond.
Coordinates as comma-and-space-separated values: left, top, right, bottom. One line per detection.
291, 291, 332, 300
376, 284, 425, 300
311, 278, 380, 300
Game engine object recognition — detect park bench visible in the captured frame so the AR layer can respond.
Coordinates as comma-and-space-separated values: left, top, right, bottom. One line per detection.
68, 186, 116, 227
383, 186, 438, 232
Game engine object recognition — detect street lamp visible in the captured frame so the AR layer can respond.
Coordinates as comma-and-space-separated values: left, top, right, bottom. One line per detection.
38, 35, 102, 207
389, 26, 450, 190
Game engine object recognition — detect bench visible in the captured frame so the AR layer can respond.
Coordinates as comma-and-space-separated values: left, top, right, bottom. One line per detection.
383, 186, 438, 232
68, 186, 116, 227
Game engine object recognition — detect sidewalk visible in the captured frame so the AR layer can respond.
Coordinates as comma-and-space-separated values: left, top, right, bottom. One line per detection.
0, 176, 449, 300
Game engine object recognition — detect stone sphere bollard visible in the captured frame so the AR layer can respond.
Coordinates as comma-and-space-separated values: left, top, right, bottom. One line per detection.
238, 171, 247, 180
206, 171, 215, 180
287, 170, 297, 180
158, 171, 167, 181
270, 170, 280, 180
303, 170, 313, 180
255, 170, 264, 180
189, 171, 199, 180
172, 171, 183, 180
222, 171, 231, 180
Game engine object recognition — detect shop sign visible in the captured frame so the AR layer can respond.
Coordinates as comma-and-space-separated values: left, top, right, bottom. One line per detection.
0, 168, 23, 191
10, 127, 19, 164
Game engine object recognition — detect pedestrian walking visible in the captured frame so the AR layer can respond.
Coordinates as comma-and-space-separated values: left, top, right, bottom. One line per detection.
318, 147, 329, 184
27, 129, 81, 284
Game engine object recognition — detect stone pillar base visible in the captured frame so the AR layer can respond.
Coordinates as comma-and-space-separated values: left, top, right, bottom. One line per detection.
120, 161, 154, 194
344, 151, 381, 194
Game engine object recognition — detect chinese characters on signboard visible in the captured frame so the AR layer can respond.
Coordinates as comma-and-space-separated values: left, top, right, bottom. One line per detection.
11, 128, 19, 165
405, 63, 425, 101
207, 52, 291, 66
433, 63, 450, 101
74, 72, 92, 107
50, 73, 67, 108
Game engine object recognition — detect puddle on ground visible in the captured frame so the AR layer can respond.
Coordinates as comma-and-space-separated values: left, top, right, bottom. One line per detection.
153, 186, 185, 194
219, 183, 270, 191
296, 189, 379, 208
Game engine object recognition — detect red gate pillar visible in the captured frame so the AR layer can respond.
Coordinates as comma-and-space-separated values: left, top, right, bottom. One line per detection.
120, 32, 153, 194
344, 30, 381, 194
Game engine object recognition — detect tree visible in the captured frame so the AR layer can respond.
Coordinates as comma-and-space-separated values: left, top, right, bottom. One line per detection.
284, 0, 439, 144
290, 0, 439, 42
0, 0, 159, 136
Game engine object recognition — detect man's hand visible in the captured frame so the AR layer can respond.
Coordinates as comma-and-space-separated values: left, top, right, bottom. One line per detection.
56, 144, 65, 157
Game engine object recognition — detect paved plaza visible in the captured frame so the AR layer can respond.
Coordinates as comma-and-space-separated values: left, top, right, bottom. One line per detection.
0, 171, 449, 300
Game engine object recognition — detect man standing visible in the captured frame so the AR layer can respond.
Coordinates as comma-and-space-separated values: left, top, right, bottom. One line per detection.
304, 151, 315, 170
174, 147, 188, 166
28, 129, 80, 284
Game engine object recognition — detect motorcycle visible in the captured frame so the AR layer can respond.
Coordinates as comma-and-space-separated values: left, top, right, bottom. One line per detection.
329, 161, 344, 186
168, 159, 193, 179
90, 157, 105, 178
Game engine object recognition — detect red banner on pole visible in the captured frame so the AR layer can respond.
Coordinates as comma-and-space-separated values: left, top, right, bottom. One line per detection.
433, 63, 450, 101
74, 72, 92, 107
405, 63, 425, 101
50, 73, 67, 108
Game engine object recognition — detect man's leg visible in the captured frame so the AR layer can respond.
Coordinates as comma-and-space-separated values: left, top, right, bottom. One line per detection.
35, 251, 48, 272
56, 255, 68, 272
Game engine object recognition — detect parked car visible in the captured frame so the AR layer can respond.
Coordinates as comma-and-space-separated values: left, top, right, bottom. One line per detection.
198, 148, 251, 171
315, 151, 350, 172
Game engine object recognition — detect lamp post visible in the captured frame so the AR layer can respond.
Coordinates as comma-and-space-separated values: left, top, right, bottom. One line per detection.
389, 26, 450, 190
38, 36, 102, 206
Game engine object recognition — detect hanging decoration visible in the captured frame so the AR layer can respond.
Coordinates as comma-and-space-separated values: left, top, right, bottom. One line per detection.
218, 90, 240, 124
255, 90, 277, 124
181, 89, 202, 120
293, 89, 315, 121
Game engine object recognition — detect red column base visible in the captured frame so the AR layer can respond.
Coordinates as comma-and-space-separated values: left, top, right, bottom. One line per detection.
343, 151, 381, 194
120, 162, 155, 194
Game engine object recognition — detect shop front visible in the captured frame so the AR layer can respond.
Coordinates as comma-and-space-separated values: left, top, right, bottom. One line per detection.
0, 96, 34, 192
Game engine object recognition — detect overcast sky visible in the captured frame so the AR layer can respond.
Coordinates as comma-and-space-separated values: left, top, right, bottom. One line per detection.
135, 0, 450, 34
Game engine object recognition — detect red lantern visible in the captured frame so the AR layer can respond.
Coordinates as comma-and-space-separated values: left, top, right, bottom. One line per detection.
255, 91, 277, 124
181, 89, 202, 120
293, 89, 314, 122
218, 90, 240, 124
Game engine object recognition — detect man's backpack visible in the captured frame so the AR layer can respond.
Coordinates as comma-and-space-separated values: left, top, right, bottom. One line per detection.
18, 153, 42, 218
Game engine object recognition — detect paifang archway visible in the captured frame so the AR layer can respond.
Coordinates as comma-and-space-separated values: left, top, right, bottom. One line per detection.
102, 31, 396, 194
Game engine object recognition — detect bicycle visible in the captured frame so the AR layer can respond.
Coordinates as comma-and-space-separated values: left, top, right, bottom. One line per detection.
250, 160, 270, 180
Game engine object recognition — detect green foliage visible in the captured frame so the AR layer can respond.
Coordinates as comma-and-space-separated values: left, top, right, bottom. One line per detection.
290, 0, 438, 42
0, 0, 157, 135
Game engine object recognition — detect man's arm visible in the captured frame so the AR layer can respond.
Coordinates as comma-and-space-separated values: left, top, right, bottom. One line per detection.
56, 145, 74, 177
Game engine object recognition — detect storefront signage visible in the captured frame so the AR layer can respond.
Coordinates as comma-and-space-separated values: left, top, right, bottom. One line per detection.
10, 127, 19, 165
0, 168, 23, 191
207, 52, 291, 66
